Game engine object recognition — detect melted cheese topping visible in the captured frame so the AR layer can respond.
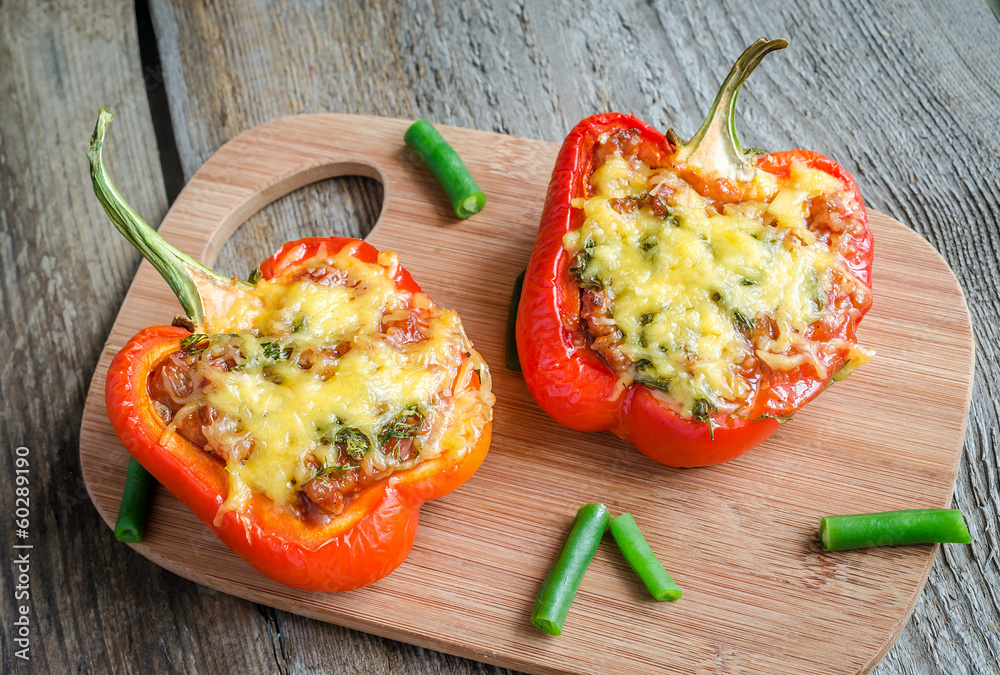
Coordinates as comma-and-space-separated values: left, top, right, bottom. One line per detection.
564, 146, 870, 417
164, 244, 493, 520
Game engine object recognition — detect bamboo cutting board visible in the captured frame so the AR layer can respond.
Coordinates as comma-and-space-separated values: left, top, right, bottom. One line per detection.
80, 114, 974, 675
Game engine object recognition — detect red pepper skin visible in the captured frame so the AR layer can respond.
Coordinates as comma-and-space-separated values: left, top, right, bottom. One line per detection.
516, 114, 872, 467
106, 237, 492, 591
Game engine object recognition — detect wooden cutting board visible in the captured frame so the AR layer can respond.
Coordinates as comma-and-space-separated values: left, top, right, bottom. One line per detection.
79, 114, 974, 675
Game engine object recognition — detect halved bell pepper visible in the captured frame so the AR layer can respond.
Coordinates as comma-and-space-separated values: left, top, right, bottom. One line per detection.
516, 39, 873, 467
91, 109, 493, 591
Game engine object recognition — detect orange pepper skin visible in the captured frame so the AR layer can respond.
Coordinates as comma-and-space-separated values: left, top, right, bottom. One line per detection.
105, 238, 492, 591
516, 113, 872, 468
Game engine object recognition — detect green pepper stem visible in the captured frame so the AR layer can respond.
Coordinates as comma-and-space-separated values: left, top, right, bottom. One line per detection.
88, 108, 249, 326
673, 38, 788, 183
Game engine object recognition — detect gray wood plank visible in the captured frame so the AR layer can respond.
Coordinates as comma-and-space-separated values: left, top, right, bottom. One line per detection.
0, 1, 300, 673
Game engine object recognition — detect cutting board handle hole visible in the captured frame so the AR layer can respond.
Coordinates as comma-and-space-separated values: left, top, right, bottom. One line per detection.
206, 175, 384, 278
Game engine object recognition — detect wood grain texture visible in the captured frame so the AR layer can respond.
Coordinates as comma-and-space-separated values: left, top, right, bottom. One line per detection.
4, 0, 999, 672
0, 2, 186, 673
80, 114, 974, 675
140, 1, 1000, 673
0, 3, 373, 674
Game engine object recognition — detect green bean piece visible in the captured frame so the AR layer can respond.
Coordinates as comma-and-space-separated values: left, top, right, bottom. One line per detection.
531, 503, 610, 636
404, 119, 486, 218
609, 513, 682, 601
505, 269, 526, 372
114, 458, 156, 543
819, 509, 972, 551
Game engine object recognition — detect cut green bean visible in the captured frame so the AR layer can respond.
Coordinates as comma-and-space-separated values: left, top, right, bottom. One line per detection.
531, 503, 610, 636
609, 513, 682, 601
114, 458, 155, 543
819, 509, 971, 551
404, 119, 485, 218
505, 269, 526, 372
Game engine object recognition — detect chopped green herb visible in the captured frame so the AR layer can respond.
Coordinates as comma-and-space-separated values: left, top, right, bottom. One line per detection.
731, 404, 794, 424
391, 444, 419, 464
692, 398, 717, 422
578, 274, 604, 290
292, 316, 307, 333
308, 462, 353, 484
379, 405, 425, 443
180, 333, 210, 353
248, 267, 262, 284
232, 338, 292, 372
261, 341, 283, 361
645, 194, 678, 225
732, 310, 754, 333
569, 241, 602, 289
316, 424, 372, 460
633, 358, 673, 392
639, 233, 658, 256
337, 427, 371, 460
636, 376, 672, 393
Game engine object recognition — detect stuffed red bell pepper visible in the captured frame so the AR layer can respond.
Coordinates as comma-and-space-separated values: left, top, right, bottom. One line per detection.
90, 109, 494, 592
516, 39, 873, 467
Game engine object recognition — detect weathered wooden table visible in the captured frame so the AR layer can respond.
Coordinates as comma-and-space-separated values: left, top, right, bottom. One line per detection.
2, 1, 998, 672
